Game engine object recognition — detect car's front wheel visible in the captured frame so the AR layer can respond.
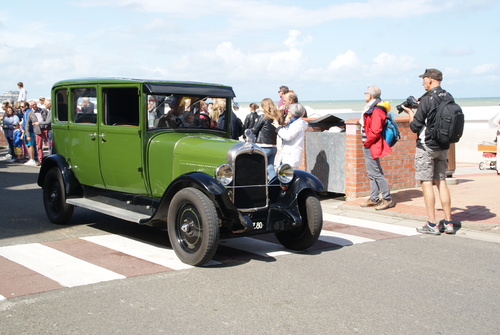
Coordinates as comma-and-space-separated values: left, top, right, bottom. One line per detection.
43, 167, 74, 224
275, 193, 323, 250
167, 187, 219, 266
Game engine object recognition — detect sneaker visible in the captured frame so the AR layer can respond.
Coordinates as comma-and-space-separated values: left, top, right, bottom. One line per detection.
375, 199, 395, 211
4, 154, 12, 160
438, 220, 455, 234
416, 223, 441, 235
360, 198, 380, 207
7, 159, 16, 163
24, 159, 37, 166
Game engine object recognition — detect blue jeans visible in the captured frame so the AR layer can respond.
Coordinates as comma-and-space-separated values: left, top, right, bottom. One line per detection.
261, 146, 277, 180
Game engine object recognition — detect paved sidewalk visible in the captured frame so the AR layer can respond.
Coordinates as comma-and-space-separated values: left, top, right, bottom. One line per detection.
322, 163, 500, 234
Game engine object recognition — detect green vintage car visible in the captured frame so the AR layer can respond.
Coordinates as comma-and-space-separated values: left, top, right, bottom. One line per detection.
38, 78, 323, 266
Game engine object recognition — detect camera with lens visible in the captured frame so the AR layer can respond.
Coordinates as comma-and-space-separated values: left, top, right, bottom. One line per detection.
396, 96, 419, 113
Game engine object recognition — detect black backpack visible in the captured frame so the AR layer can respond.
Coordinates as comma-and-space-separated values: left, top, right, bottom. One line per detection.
429, 91, 464, 144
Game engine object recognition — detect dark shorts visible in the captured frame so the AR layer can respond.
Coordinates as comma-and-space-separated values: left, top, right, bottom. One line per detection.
415, 147, 448, 181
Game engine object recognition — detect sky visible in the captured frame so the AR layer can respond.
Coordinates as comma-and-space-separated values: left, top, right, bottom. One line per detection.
0, 0, 499, 102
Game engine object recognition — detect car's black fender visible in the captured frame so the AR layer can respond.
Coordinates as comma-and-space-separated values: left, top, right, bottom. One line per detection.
269, 170, 324, 226
144, 172, 243, 227
38, 154, 83, 198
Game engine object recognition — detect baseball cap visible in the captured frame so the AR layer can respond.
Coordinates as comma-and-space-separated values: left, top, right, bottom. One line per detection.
419, 68, 443, 81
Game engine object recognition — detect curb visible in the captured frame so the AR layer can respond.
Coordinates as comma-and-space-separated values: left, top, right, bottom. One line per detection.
336, 203, 500, 235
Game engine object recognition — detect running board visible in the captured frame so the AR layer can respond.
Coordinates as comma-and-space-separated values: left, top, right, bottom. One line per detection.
66, 198, 151, 223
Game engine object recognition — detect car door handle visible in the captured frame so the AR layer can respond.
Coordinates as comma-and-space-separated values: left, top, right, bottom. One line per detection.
99, 133, 106, 142
88, 132, 96, 141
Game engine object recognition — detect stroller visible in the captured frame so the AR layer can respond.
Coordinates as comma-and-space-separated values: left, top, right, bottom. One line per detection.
477, 142, 497, 171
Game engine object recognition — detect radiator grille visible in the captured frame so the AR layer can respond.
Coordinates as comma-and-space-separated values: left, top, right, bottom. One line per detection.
233, 153, 267, 209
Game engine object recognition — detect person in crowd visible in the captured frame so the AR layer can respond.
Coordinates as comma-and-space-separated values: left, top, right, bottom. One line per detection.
233, 101, 240, 113
38, 97, 46, 108
18, 101, 30, 159
81, 98, 95, 114
273, 103, 308, 169
26, 100, 50, 166
196, 99, 213, 128
12, 121, 23, 163
360, 86, 394, 210
493, 107, 500, 142
44, 99, 53, 154
17, 82, 27, 102
277, 85, 289, 115
13, 102, 23, 120
251, 98, 282, 179
402, 68, 454, 235
209, 98, 224, 125
22, 101, 37, 165
2, 106, 20, 161
147, 100, 158, 128
243, 103, 260, 132
2, 101, 11, 112
282, 91, 295, 118
215, 99, 243, 140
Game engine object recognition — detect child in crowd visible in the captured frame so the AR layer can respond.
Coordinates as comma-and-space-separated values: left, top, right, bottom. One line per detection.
12, 121, 23, 163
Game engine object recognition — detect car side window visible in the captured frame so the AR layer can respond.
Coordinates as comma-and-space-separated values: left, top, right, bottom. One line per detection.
55, 89, 68, 122
72, 88, 97, 124
104, 87, 139, 126
148, 95, 215, 130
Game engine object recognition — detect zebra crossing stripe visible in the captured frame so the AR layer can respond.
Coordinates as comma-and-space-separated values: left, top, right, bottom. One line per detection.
0, 243, 125, 287
0, 294, 5, 300
81, 235, 194, 270
323, 213, 419, 236
319, 230, 375, 246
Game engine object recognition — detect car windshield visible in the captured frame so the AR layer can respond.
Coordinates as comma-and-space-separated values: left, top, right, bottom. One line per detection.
147, 94, 229, 131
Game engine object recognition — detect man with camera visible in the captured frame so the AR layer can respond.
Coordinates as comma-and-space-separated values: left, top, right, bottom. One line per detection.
401, 68, 454, 235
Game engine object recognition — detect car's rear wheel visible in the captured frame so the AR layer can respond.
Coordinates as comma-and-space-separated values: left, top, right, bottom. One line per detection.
275, 193, 323, 250
43, 167, 74, 224
167, 187, 219, 266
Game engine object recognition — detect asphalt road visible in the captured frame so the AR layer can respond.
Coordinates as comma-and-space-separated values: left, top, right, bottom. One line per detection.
0, 160, 499, 334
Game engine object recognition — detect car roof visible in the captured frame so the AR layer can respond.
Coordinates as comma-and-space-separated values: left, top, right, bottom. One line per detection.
52, 78, 236, 98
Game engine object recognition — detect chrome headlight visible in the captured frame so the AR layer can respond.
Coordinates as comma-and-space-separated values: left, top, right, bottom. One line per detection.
215, 164, 233, 186
277, 163, 294, 184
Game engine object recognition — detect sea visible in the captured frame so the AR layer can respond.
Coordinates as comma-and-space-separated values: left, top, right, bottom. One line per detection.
236, 97, 500, 121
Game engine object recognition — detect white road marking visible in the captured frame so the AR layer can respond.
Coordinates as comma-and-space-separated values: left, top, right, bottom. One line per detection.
81, 235, 195, 270
0, 243, 125, 287
323, 213, 420, 236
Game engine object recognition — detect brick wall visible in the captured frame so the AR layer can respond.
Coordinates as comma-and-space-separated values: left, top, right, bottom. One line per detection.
302, 115, 418, 200
343, 115, 418, 199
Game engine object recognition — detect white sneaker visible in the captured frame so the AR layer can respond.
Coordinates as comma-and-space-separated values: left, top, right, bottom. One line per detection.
24, 159, 37, 166
7, 159, 16, 163
4, 154, 12, 160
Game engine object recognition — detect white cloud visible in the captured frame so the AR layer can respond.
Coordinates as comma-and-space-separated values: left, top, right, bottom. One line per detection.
327, 50, 362, 72
284, 30, 312, 49
471, 63, 498, 75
